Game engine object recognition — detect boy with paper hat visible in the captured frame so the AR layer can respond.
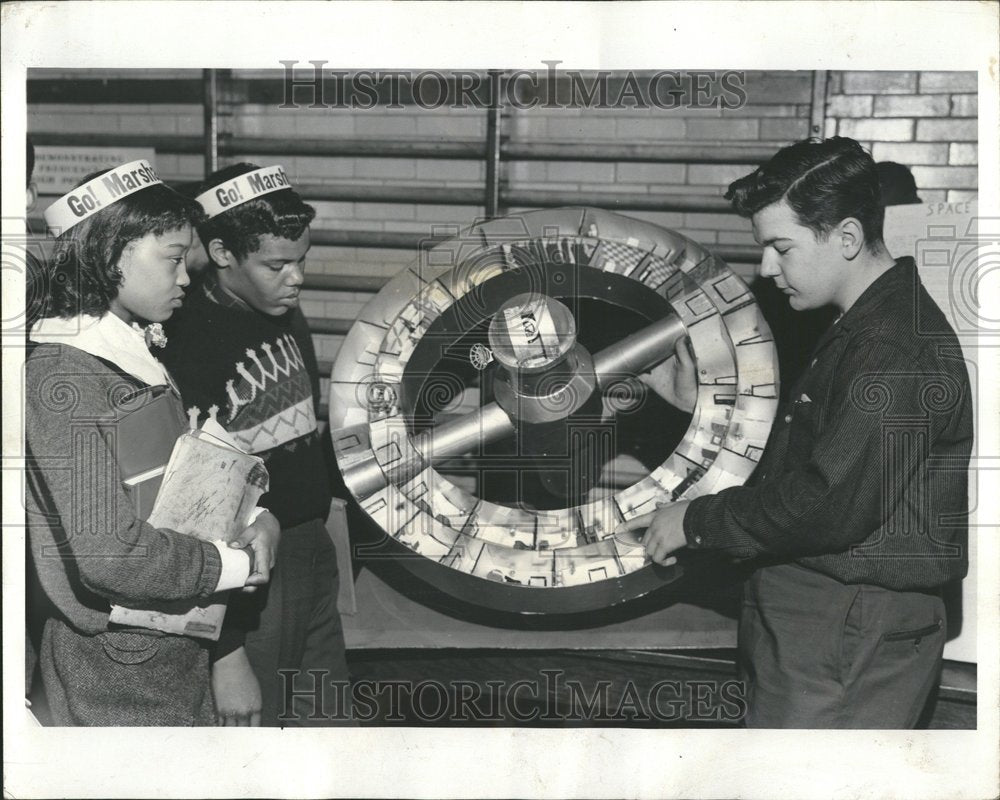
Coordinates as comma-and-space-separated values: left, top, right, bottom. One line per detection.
161, 163, 351, 726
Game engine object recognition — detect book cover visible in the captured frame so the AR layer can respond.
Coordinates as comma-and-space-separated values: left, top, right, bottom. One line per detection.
115, 386, 189, 520
147, 423, 269, 544
112, 419, 269, 640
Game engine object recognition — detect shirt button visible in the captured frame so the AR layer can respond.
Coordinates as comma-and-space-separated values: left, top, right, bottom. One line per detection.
694, 535, 703, 545
784, 414, 792, 423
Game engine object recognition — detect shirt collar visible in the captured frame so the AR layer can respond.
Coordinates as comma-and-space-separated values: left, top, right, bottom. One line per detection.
834, 256, 916, 334
801, 257, 915, 360
202, 269, 253, 311
29, 312, 171, 388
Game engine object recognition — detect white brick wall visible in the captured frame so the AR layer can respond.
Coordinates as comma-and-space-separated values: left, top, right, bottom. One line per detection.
916, 119, 977, 142
873, 94, 951, 117
826, 70, 978, 204
842, 72, 918, 94
948, 144, 978, 165
837, 118, 915, 141
918, 72, 978, 93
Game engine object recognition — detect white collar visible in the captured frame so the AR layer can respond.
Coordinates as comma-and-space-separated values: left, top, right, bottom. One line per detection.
29, 313, 170, 388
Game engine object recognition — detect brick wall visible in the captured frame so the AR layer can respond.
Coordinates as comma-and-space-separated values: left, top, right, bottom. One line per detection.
824, 71, 978, 203
27, 69, 979, 391
501, 71, 818, 253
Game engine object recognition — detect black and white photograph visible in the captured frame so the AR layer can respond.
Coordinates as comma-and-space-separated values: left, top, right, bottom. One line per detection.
3, 2, 998, 798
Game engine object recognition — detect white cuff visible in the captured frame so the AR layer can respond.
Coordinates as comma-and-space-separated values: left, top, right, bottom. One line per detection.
212, 541, 251, 591
248, 506, 268, 524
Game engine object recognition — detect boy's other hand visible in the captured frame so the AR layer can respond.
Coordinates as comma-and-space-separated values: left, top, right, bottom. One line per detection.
615, 501, 690, 566
212, 646, 262, 726
640, 335, 697, 414
230, 510, 280, 591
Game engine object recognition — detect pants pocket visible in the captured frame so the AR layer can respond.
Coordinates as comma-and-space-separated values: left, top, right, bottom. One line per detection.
881, 619, 944, 646
841, 599, 946, 727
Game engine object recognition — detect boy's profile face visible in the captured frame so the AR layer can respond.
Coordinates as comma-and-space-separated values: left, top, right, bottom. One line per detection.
752, 200, 849, 312
219, 230, 310, 316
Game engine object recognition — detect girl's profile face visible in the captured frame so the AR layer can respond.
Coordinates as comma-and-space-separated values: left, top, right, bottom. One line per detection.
109, 225, 193, 324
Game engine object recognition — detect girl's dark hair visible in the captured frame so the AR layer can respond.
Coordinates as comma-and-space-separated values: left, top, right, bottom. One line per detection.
46, 170, 205, 319
725, 137, 885, 251
196, 162, 316, 262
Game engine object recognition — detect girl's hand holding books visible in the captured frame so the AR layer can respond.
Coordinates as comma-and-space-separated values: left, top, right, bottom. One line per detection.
229, 511, 281, 592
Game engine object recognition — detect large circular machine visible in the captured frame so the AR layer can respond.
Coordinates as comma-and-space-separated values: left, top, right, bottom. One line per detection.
329, 208, 779, 615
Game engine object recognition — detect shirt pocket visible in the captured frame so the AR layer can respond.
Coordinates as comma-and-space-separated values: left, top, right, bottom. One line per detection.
786, 394, 822, 463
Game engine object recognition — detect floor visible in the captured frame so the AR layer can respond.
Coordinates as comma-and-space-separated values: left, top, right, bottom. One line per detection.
26, 647, 975, 728
345, 648, 977, 728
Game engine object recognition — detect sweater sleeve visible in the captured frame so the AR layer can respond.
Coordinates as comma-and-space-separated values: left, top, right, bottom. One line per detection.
683, 337, 924, 559
25, 351, 224, 606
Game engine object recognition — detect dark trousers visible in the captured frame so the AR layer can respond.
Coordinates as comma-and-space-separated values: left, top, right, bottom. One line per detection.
739, 562, 946, 728
238, 518, 352, 726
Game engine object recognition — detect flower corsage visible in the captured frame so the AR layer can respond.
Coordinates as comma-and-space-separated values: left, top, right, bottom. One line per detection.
132, 321, 168, 349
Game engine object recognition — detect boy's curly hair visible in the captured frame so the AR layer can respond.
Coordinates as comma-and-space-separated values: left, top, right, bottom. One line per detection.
195, 163, 316, 262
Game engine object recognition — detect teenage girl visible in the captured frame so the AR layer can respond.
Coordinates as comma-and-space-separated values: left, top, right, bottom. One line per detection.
25, 161, 279, 726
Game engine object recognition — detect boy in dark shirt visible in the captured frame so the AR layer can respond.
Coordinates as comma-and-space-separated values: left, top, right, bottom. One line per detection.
162, 163, 349, 726
619, 138, 972, 728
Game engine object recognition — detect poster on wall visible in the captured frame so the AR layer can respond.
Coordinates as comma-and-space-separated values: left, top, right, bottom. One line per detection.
884, 199, 987, 665
33, 145, 156, 195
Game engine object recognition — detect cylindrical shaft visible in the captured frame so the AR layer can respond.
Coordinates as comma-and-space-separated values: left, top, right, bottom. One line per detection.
421, 313, 686, 460
592, 314, 687, 388
357, 312, 688, 495
410, 402, 515, 465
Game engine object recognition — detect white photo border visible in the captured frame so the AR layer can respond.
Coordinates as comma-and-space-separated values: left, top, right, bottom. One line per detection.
3, 2, 998, 798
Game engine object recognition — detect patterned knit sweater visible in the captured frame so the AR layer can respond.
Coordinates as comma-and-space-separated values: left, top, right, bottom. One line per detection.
161, 278, 332, 531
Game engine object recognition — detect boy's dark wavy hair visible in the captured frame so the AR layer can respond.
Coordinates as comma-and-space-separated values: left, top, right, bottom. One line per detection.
195, 163, 316, 262
46, 170, 205, 319
725, 137, 885, 252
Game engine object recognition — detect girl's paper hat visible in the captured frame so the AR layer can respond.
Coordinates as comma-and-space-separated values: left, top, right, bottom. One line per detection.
43, 159, 162, 233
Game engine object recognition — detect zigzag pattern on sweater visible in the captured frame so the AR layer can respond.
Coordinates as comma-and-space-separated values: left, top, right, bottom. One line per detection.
192, 331, 322, 455
228, 370, 313, 430
228, 396, 317, 454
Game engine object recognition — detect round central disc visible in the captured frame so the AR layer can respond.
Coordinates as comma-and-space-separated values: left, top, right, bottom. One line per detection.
488, 293, 577, 371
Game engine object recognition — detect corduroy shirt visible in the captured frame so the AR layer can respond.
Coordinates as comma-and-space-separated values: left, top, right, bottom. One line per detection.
683, 257, 972, 591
